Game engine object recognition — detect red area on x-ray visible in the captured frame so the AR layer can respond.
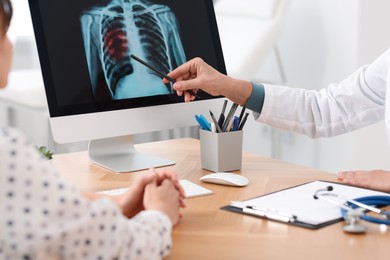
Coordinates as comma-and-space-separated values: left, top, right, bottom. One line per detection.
104, 28, 128, 60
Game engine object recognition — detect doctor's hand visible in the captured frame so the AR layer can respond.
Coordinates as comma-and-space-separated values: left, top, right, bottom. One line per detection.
337, 170, 390, 193
163, 57, 252, 105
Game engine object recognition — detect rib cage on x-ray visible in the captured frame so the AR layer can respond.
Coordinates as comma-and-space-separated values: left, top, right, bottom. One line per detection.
80, 0, 187, 100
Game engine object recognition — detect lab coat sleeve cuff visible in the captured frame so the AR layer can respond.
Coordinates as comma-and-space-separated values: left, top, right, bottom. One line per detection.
257, 83, 275, 122
246, 82, 265, 117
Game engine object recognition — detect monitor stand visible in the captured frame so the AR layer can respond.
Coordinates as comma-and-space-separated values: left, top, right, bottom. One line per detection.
88, 135, 175, 173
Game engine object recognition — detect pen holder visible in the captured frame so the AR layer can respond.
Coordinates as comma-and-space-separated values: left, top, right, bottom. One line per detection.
199, 129, 243, 172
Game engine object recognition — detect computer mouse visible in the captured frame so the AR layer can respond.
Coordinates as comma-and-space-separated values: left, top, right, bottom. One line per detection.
200, 172, 249, 187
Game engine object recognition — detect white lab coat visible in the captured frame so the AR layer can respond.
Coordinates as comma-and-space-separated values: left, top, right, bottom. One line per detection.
258, 47, 390, 141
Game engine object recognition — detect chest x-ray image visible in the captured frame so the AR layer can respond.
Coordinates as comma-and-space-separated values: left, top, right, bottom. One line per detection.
80, 0, 187, 101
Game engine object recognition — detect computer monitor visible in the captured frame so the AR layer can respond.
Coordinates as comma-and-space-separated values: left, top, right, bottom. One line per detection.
28, 0, 226, 172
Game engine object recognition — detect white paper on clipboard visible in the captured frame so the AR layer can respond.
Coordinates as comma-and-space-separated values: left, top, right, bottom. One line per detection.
232, 181, 389, 226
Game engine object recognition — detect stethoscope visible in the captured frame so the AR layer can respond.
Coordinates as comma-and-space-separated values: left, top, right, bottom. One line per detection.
314, 186, 390, 233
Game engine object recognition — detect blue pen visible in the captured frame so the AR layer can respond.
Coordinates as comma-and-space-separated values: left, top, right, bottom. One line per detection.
195, 115, 211, 131
195, 115, 206, 130
199, 114, 212, 131
195, 115, 207, 130
233, 116, 240, 131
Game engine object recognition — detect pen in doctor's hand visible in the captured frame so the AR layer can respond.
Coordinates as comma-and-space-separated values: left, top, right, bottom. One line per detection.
130, 54, 199, 98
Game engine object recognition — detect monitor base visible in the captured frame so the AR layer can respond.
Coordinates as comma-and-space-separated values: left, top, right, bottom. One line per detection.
88, 135, 175, 173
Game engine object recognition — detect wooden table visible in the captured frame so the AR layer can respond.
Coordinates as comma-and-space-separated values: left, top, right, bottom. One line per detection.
52, 138, 390, 260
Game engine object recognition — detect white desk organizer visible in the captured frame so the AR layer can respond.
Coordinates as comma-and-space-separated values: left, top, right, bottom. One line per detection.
200, 129, 243, 172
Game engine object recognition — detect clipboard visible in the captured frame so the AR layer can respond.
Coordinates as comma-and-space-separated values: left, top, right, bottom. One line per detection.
221, 180, 390, 229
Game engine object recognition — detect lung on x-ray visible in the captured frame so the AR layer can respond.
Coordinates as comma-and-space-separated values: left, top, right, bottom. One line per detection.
80, 0, 187, 101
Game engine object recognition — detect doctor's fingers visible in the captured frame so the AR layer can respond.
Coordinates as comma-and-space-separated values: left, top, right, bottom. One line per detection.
338, 171, 374, 185
339, 170, 390, 193
173, 78, 202, 93
167, 57, 206, 80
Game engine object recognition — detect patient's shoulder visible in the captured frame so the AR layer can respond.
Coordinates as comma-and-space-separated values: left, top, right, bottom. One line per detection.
0, 127, 29, 144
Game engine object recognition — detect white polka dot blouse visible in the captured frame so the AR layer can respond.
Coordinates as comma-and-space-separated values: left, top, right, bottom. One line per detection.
0, 128, 172, 259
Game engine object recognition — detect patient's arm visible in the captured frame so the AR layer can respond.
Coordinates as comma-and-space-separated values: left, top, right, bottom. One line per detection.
337, 170, 390, 192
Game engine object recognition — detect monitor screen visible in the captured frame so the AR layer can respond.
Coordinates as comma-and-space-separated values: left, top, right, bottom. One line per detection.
29, 0, 225, 117
28, 0, 227, 172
